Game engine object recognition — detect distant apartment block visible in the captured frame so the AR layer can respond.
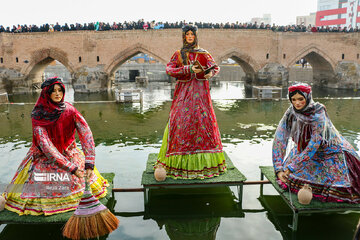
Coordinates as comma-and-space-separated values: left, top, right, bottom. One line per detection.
296, 13, 316, 26
316, 0, 360, 27
251, 14, 271, 25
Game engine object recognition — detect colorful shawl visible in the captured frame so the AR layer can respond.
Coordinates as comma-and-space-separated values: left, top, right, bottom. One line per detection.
283, 83, 341, 152
31, 77, 76, 153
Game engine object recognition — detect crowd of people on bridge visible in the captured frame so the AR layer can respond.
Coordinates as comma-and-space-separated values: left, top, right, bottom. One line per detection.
1, 19, 359, 33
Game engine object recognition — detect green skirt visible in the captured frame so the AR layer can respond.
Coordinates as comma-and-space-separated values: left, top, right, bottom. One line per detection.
157, 123, 227, 179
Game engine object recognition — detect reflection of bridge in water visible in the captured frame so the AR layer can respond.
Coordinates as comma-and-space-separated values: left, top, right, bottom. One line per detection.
114, 63, 168, 82
44, 62, 246, 83
1, 29, 360, 93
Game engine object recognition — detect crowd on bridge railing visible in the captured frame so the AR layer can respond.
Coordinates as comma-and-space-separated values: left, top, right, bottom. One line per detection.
1, 19, 359, 33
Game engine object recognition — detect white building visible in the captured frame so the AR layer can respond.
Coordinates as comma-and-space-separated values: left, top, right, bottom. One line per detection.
250, 14, 271, 25
296, 13, 316, 26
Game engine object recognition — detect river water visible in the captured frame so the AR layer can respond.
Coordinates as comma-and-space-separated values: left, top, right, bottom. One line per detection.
0, 81, 359, 240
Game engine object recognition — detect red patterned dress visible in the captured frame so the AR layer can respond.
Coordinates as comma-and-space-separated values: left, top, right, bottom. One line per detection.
156, 49, 227, 179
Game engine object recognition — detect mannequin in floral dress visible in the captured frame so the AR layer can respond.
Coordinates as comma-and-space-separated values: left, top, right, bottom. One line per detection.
156, 25, 227, 179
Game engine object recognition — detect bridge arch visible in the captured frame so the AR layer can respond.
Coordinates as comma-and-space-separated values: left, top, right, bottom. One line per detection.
217, 49, 261, 73
287, 45, 336, 85
217, 49, 260, 83
105, 43, 168, 78
22, 48, 75, 88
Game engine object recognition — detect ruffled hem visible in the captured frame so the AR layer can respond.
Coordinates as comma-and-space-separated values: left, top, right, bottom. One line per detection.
277, 177, 360, 204
157, 121, 226, 179
157, 152, 227, 180
3, 168, 109, 216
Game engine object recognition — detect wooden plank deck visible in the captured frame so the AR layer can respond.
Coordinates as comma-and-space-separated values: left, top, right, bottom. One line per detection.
260, 166, 360, 231
0, 173, 115, 224
142, 152, 246, 186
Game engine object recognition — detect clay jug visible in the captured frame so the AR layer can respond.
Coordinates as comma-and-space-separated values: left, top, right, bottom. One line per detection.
297, 184, 313, 205
0, 196, 5, 211
154, 165, 167, 182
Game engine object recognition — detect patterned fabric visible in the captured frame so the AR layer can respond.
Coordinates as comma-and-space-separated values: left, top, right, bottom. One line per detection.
2, 107, 108, 215
272, 84, 360, 203
3, 164, 108, 216
156, 49, 226, 179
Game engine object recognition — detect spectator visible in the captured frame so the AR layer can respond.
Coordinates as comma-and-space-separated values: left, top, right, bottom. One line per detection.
112, 22, 118, 30
143, 22, 148, 31
49, 24, 54, 32
54, 22, 61, 31
311, 25, 317, 33
94, 22, 100, 31
1, 19, 359, 34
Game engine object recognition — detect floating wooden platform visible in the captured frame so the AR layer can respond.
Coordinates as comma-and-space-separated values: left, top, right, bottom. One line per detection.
0, 173, 115, 224
260, 166, 360, 231
141, 152, 247, 206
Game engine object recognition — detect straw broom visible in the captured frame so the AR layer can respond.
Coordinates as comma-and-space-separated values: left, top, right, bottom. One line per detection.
62, 177, 119, 240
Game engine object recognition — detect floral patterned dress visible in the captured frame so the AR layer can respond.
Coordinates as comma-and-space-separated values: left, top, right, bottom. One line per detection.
2, 103, 108, 216
156, 49, 227, 179
273, 105, 360, 203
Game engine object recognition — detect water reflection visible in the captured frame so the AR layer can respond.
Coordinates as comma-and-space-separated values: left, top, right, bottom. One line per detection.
161, 218, 220, 240
145, 187, 242, 240
0, 224, 108, 240
258, 195, 360, 240
7, 81, 360, 105
1, 98, 360, 150
1, 81, 360, 239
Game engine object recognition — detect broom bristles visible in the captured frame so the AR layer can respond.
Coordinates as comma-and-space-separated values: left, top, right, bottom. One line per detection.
63, 209, 119, 240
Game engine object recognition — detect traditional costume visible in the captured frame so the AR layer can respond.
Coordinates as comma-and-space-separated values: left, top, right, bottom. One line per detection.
272, 83, 360, 203
2, 77, 108, 215
156, 25, 227, 179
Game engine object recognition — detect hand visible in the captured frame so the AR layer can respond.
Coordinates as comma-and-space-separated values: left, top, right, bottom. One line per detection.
74, 169, 84, 179
86, 169, 94, 179
277, 170, 289, 184
191, 64, 203, 73
204, 71, 213, 79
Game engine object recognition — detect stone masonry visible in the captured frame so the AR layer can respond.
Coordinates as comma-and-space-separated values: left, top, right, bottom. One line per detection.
1, 30, 360, 93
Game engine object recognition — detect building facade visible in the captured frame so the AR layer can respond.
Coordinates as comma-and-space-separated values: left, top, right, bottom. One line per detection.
316, 0, 360, 27
250, 14, 271, 25
296, 13, 316, 26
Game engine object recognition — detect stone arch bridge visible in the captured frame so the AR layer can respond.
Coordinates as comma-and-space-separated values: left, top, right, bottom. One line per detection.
1, 29, 360, 93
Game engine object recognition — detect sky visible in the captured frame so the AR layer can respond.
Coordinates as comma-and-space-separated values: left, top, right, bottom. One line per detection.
0, 0, 317, 27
